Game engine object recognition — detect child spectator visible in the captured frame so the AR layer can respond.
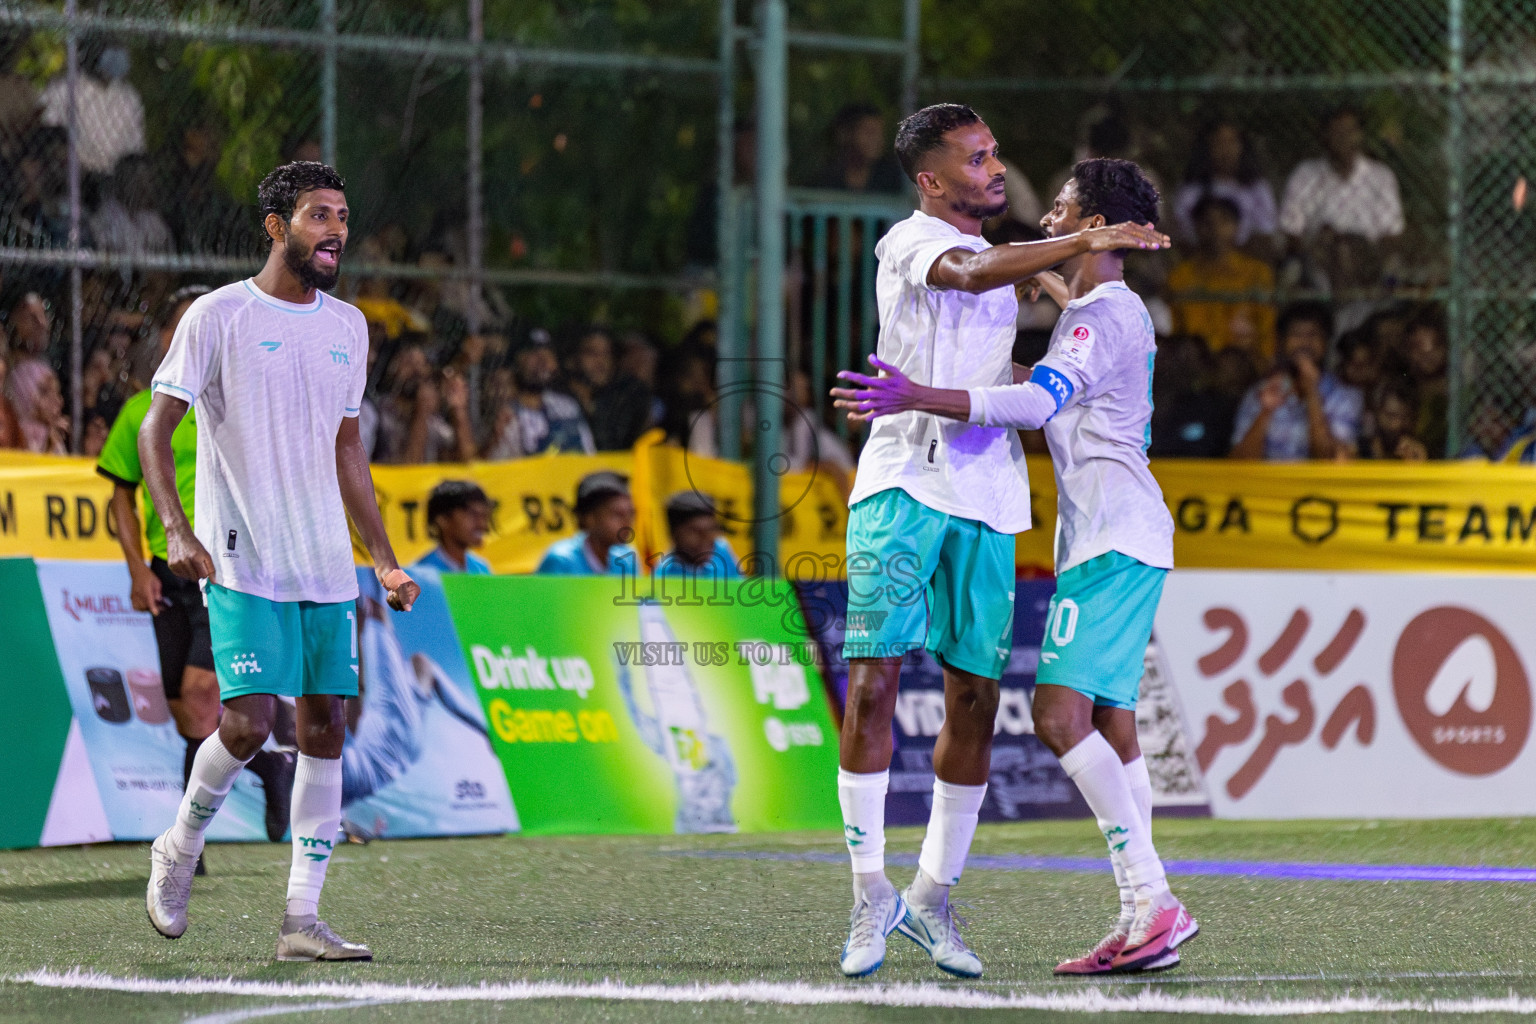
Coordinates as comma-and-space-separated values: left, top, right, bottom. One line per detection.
413, 480, 493, 574
536, 471, 639, 576
1359, 383, 1428, 461
655, 491, 739, 580
1230, 301, 1362, 460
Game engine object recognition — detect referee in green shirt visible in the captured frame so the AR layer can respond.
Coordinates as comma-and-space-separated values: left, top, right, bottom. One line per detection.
96, 285, 294, 860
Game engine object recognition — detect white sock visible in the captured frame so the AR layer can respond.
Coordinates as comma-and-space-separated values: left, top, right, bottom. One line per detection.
1059, 733, 1166, 892
168, 733, 250, 859
916, 778, 987, 890
1109, 845, 1135, 930
285, 755, 343, 920
838, 768, 887, 875
1125, 756, 1154, 836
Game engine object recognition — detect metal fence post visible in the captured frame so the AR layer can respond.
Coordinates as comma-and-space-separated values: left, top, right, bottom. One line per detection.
465, 0, 484, 339
1445, 0, 1465, 456
717, 0, 741, 460
320, 0, 337, 166
65, 0, 82, 452
752, 0, 787, 569
901, 0, 921, 114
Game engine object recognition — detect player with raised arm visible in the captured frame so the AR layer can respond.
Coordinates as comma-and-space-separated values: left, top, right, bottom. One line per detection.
831, 105, 1168, 980
834, 157, 1196, 975
142, 161, 420, 962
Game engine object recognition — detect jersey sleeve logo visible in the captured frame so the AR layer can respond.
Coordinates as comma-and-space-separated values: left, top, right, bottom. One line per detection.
1059, 322, 1095, 371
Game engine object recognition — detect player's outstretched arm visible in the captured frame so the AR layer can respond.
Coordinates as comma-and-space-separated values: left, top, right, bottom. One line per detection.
832, 354, 1063, 430
337, 415, 419, 612
139, 392, 215, 584
928, 223, 1169, 294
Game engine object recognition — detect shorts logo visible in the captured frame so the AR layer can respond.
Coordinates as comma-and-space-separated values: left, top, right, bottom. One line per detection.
230, 651, 262, 676
845, 611, 890, 635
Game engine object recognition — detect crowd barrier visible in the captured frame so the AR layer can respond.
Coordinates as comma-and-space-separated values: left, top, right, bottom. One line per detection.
3, 452, 1534, 849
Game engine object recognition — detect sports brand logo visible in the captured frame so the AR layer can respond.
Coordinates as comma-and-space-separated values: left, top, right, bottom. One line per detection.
329, 348, 350, 365
230, 652, 263, 676
1392, 607, 1531, 775
298, 836, 333, 862
258, 341, 282, 352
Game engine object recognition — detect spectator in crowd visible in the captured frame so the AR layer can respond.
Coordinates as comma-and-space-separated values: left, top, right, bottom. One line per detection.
1460, 393, 1520, 460
660, 345, 717, 456
413, 480, 493, 575
1173, 118, 1278, 259
166, 124, 256, 256
565, 326, 652, 451
484, 328, 595, 459
0, 38, 39, 162
1403, 307, 1449, 458
1047, 113, 1166, 215
0, 352, 22, 448
1358, 382, 1428, 460
2, 126, 73, 253
1231, 301, 1362, 460
617, 330, 663, 435
535, 471, 639, 576
375, 342, 477, 463
8, 291, 53, 361
1166, 194, 1276, 360
655, 490, 740, 580
1278, 106, 1404, 287
1149, 334, 1239, 458
783, 368, 855, 490
39, 43, 144, 177
1335, 327, 1385, 445
6, 357, 67, 454
89, 154, 173, 254
810, 104, 905, 192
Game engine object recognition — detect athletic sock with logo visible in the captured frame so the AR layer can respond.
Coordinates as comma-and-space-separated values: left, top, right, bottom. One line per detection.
838, 768, 893, 901
284, 754, 343, 926
169, 732, 249, 860
1059, 732, 1167, 894
914, 778, 987, 902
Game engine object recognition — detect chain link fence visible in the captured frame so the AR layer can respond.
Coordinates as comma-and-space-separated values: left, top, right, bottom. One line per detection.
0, 1, 1530, 460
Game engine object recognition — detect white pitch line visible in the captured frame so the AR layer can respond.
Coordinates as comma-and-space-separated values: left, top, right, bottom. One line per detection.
11, 969, 1536, 1016
185, 999, 383, 1024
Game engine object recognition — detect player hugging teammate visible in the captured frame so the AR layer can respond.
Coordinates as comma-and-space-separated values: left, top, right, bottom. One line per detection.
833, 103, 1198, 977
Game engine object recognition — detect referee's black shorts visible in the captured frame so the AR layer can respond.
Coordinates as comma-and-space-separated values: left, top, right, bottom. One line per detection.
150, 557, 215, 699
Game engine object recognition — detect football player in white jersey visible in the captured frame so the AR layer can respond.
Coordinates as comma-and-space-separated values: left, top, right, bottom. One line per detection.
142, 161, 420, 962
834, 158, 1197, 976
830, 104, 1169, 981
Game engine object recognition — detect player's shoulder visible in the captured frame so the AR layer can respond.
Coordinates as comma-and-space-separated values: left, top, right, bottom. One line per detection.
318, 293, 369, 333
182, 280, 253, 320
880, 210, 967, 250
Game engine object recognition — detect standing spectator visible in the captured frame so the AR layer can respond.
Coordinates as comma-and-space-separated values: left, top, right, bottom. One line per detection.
1230, 301, 1362, 460
1358, 383, 1428, 461
1403, 307, 1449, 458
1166, 195, 1276, 360
1173, 119, 1278, 259
5, 357, 68, 454
810, 104, 905, 193
413, 480, 493, 575
89, 154, 173, 254
655, 491, 740, 580
39, 44, 144, 177
483, 328, 594, 459
1278, 107, 1404, 282
566, 326, 652, 451
535, 471, 639, 576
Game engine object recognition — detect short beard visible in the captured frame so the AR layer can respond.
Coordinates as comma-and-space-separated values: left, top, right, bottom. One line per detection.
951, 195, 1009, 221
282, 234, 340, 292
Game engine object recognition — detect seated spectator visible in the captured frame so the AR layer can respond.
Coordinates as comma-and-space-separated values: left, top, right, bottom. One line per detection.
1278, 106, 1404, 286
1358, 383, 1428, 461
80, 407, 111, 459
1149, 335, 1239, 458
809, 104, 905, 193
566, 326, 653, 451
1173, 118, 1278, 259
783, 369, 855, 487
3, 127, 74, 254
655, 491, 740, 580
1460, 394, 1518, 460
660, 346, 718, 456
375, 342, 477, 463
1231, 302, 1362, 460
8, 291, 53, 361
1166, 195, 1276, 360
535, 471, 638, 576
617, 331, 663, 435
1335, 327, 1384, 442
6, 357, 67, 454
484, 328, 595, 459
89, 154, 173, 254
1403, 307, 1448, 458
413, 480, 493, 574
1047, 112, 1166, 218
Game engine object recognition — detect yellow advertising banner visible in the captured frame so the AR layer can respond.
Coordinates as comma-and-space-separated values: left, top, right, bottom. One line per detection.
3, 449, 1533, 575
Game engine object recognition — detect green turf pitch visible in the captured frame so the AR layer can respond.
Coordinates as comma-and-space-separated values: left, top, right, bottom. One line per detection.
2, 818, 1534, 1023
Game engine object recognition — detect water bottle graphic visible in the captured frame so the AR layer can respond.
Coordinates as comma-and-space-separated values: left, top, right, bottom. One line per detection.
618, 603, 737, 833
127, 667, 171, 725
87, 667, 131, 723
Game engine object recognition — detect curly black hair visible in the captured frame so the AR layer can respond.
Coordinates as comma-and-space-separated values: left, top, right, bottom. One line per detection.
426, 479, 490, 539
1070, 157, 1160, 228
256, 161, 346, 242
894, 103, 982, 184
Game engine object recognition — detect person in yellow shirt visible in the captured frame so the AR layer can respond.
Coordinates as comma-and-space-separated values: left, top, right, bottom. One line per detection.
1167, 195, 1276, 362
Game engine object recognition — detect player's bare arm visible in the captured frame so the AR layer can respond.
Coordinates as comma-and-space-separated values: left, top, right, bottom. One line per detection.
139, 392, 215, 584
833, 354, 971, 422
336, 415, 418, 612
927, 222, 1169, 294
